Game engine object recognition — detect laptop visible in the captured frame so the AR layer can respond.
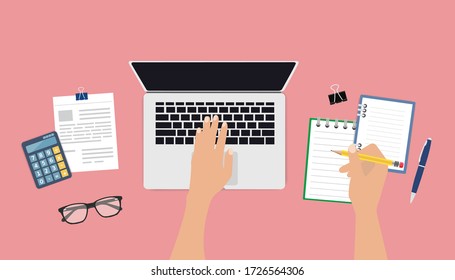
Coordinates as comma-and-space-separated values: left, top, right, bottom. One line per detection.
130, 61, 298, 190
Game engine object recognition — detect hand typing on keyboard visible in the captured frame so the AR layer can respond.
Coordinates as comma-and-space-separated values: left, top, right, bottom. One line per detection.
171, 115, 233, 260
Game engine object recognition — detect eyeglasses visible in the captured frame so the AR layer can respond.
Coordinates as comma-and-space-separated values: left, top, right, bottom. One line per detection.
58, 196, 123, 224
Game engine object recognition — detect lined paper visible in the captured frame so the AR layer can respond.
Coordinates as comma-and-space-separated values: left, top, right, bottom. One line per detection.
355, 96, 414, 173
304, 119, 355, 203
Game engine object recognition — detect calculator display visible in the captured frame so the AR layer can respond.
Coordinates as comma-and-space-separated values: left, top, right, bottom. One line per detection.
22, 132, 72, 189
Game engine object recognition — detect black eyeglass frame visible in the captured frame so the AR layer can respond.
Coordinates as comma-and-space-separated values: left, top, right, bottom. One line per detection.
58, 196, 123, 224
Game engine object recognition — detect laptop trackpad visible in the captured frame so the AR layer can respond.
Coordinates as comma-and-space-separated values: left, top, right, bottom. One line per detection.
227, 152, 238, 185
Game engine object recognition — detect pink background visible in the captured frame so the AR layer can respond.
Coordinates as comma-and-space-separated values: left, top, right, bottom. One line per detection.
1, 1, 453, 259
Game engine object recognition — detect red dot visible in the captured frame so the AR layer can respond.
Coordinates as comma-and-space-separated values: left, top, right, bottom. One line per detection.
399, 162, 404, 168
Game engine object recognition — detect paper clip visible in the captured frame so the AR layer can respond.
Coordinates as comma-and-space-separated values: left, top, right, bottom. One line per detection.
76, 87, 88, 101
328, 84, 348, 105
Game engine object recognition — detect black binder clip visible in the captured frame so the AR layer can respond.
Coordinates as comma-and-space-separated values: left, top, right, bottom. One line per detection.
328, 84, 347, 105
76, 87, 88, 100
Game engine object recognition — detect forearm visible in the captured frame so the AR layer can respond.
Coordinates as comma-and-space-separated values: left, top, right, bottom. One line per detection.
170, 194, 212, 260
354, 210, 387, 260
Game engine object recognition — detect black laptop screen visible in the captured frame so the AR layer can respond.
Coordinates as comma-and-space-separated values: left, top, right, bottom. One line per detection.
131, 62, 296, 91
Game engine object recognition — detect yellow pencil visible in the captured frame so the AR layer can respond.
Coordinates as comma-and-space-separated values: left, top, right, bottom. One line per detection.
331, 150, 404, 168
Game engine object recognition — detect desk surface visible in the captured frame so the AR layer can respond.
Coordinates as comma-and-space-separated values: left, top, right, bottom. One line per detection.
1, 1, 453, 259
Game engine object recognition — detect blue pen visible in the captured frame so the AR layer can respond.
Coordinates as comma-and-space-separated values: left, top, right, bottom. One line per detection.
410, 138, 432, 203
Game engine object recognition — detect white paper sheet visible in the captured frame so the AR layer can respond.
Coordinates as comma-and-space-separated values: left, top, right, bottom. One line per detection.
53, 93, 119, 172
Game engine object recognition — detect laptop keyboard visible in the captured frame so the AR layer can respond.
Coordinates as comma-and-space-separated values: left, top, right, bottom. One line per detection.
155, 101, 275, 145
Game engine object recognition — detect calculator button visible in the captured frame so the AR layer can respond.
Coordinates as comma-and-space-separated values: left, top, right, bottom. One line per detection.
45, 149, 53, 157
29, 154, 37, 162
43, 167, 50, 175
52, 172, 61, 180
37, 178, 46, 186
37, 151, 45, 160
32, 162, 40, 170
58, 161, 66, 170
61, 169, 69, 178
47, 156, 56, 164
50, 164, 58, 172
52, 146, 61, 154
35, 170, 43, 178
55, 154, 63, 162
40, 159, 48, 167
45, 174, 54, 183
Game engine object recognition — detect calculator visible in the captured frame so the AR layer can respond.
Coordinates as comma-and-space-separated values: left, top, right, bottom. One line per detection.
22, 132, 72, 188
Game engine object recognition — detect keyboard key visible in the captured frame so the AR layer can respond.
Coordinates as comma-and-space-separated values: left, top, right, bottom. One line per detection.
209, 107, 217, 113
231, 130, 240, 136
156, 122, 172, 128
241, 130, 250, 136
186, 102, 194, 105
52, 146, 61, 154
181, 114, 190, 121
40, 159, 48, 167
262, 107, 274, 113
166, 137, 174, 144
226, 137, 238, 144
29, 154, 37, 162
236, 102, 244, 106
219, 107, 228, 113
216, 102, 224, 106
156, 130, 176, 136
32, 162, 40, 170
230, 107, 239, 113
156, 102, 164, 105
194, 122, 203, 128
250, 137, 265, 144
251, 107, 260, 113
252, 130, 261, 136
206, 102, 214, 105
35, 170, 43, 178
55, 154, 63, 162
170, 114, 179, 120
176, 137, 184, 144
262, 130, 275, 136
156, 137, 164, 144
177, 107, 186, 113
247, 122, 256, 129
192, 114, 200, 121
37, 177, 46, 186
223, 114, 232, 121
239, 137, 248, 144
156, 107, 164, 113
61, 169, 69, 178
246, 102, 254, 105
241, 107, 249, 113
237, 122, 246, 129
201, 114, 211, 121
256, 102, 264, 106
173, 122, 182, 129
50, 164, 58, 172
258, 122, 275, 129
234, 114, 243, 121
188, 130, 197, 136
227, 122, 236, 129
177, 130, 186, 136
166, 102, 174, 106
43, 167, 50, 175
255, 115, 264, 121
156, 114, 169, 121
52, 172, 61, 180
198, 107, 207, 113
266, 114, 275, 121
166, 107, 175, 113
226, 102, 234, 105
245, 114, 253, 121
185, 137, 194, 144
188, 107, 197, 113
37, 151, 45, 160
266, 102, 274, 106
266, 137, 275, 145
47, 156, 56, 165
45, 174, 54, 183
176, 102, 184, 105
196, 102, 204, 106
45, 149, 53, 157
58, 161, 66, 170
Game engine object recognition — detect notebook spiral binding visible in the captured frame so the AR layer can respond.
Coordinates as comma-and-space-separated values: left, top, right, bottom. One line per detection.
358, 103, 367, 118
315, 117, 356, 130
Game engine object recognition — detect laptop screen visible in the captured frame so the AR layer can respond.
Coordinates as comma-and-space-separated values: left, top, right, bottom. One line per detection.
131, 62, 297, 91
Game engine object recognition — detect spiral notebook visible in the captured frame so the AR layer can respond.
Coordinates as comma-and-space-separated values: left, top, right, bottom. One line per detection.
354, 95, 415, 173
303, 118, 356, 203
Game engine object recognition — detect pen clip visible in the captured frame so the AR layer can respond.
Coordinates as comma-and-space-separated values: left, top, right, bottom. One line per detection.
419, 140, 428, 163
